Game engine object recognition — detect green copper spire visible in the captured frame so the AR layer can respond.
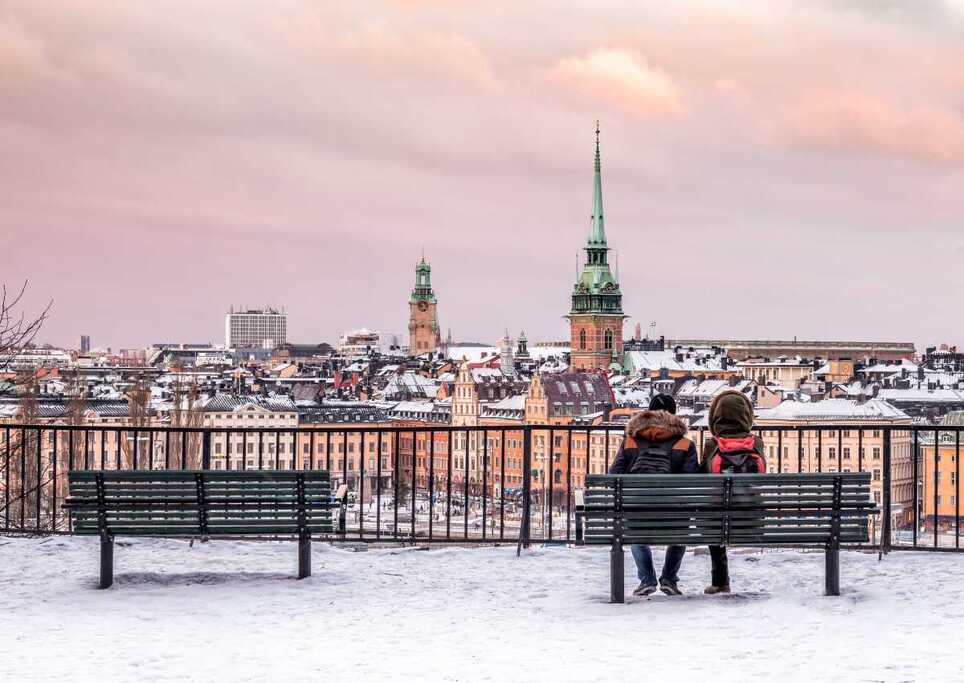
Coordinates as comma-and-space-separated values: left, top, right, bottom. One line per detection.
589, 120, 606, 246
410, 256, 436, 304
569, 121, 623, 316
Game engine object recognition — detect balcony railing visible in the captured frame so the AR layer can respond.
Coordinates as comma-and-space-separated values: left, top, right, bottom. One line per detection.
1, 422, 961, 550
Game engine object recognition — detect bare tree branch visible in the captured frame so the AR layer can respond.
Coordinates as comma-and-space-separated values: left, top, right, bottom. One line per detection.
0, 280, 53, 372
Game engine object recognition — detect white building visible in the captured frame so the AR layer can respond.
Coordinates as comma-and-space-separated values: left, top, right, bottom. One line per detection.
337, 329, 403, 357
225, 307, 287, 350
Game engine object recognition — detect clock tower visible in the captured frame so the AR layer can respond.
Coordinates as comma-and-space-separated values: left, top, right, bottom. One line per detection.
567, 123, 627, 371
408, 256, 439, 355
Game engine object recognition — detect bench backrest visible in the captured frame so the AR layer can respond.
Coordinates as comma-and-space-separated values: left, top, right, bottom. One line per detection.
582, 473, 875, 546
66, 470, 335, 537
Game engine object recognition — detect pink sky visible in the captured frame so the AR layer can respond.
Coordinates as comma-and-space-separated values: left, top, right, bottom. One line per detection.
2, 1, 963, 350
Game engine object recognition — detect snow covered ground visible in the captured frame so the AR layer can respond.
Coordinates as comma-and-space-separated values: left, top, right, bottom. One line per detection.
1, 536, 960, 682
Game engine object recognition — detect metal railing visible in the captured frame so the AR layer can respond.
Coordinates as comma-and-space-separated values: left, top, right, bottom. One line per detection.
1, 422, 961, 550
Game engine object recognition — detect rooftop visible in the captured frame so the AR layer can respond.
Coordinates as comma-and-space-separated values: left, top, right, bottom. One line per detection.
755, 398, 910, 422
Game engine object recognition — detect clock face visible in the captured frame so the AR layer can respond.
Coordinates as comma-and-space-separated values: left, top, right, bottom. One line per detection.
417, 301, 428, 312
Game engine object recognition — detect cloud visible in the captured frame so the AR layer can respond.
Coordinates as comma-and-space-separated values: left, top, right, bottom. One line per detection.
548, 48, 683, 117
784, 91, 964, 164
334, 24, 501, 91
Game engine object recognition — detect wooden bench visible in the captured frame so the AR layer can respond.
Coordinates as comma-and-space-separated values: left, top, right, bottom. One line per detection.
64, 470, 341, 588
576, 473, 877, 601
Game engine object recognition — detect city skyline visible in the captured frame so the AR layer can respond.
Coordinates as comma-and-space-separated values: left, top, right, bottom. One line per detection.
3, 2, 963, 349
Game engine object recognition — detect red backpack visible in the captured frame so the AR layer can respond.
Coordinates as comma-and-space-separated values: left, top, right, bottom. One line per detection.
707, 436, 766, 474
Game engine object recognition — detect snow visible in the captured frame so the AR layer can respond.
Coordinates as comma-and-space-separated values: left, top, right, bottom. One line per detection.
1, 536, 960, 682
755, 398, 910, 420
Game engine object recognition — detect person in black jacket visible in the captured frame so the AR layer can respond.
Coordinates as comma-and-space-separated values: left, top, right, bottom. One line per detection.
609, 394, 699, 596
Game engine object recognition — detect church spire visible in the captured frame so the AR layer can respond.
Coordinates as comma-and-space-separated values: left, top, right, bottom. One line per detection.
589, 120, 606, 246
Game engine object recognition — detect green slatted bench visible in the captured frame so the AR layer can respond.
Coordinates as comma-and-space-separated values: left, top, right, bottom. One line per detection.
576, 473, 877, 602
64, 470, 341, 588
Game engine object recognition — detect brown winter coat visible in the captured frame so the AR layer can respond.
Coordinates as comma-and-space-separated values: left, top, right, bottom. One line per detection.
609, 410, 699, 475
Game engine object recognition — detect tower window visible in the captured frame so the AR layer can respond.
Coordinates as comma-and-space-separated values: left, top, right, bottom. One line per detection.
579, 329, 587, 351
604, 329, 613, 350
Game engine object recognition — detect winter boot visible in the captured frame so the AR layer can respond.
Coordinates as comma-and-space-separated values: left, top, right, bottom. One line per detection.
704, 584, 731, 595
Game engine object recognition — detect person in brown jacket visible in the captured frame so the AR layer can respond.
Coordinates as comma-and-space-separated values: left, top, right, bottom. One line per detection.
700, 390, 767, 594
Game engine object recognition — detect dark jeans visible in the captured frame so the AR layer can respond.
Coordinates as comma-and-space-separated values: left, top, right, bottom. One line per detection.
630, 544, 686, 585
709, 545, 729, 587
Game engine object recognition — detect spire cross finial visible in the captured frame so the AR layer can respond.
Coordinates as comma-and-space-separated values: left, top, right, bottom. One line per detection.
595, 120, 600, 152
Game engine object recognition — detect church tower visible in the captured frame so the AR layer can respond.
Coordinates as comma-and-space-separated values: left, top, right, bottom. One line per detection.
567, 123, 626, 371
408, 256, 439, 355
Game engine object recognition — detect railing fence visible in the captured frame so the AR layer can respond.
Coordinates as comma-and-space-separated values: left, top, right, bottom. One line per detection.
1, 423, 961, 551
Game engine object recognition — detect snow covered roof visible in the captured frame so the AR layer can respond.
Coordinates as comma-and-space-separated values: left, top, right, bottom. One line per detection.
526, 345, 570, 362
612, 387, 654, 406
860, 359, 919, 374
444, 345, 499, 362
201, 394, 297, 413
624, 350, 727, 374
480, 394, 526, 419
737, 356, 810, 367
677, 379, 751, 398
876, 388, 964, 404
755, 398, 910, 422
380, 372, 437, 398
470, 368, 504, 382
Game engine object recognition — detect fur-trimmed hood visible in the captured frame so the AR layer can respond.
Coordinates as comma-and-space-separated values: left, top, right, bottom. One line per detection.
625, 410, 689, 443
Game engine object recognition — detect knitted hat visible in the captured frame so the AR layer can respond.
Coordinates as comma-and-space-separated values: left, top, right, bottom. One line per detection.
649, 393, 677, 415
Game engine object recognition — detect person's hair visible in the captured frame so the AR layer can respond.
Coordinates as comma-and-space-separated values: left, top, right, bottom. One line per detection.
649, 393, 677, 415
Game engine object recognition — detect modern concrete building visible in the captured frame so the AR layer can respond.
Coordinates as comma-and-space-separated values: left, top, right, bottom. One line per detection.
224, 307, 286, 350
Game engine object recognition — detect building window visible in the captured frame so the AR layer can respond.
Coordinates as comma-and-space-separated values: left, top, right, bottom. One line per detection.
579, 329, 587, 351
604, 329, 613, 350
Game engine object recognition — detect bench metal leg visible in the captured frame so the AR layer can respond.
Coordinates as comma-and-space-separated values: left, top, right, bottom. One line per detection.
298, 535, 311, 579
610, 542, 624, 603
99, 533, 114, 589
825, 540, 840, 596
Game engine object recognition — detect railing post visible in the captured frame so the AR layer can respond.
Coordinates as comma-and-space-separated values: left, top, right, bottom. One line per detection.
881, 428, 892, 554
826, 475, 842, 596
610, 478, 624, 604
201, 431, 211, 470
519, 427, 532, 552
574, 489, 584, 544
